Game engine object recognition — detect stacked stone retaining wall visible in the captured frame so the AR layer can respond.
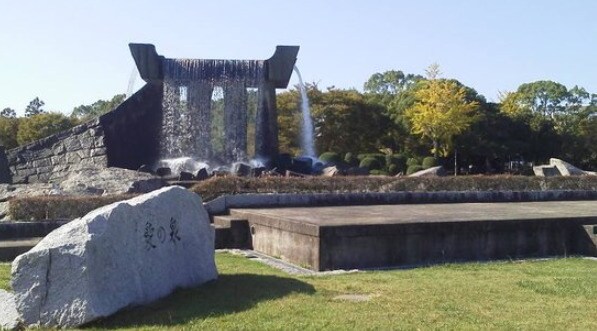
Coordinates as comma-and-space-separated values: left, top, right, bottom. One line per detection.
6, 83, 163, 183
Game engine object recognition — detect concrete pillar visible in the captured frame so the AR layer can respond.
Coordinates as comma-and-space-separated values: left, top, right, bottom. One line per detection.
255, 81, 278, 161
224, 82, 247, 162
189, 81, 213, 160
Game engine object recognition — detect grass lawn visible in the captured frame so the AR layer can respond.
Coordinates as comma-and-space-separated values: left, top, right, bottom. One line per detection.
1, 255, 596, 330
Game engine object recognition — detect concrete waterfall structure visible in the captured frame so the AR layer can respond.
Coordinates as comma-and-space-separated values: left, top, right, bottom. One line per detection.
6, 44, 299, 183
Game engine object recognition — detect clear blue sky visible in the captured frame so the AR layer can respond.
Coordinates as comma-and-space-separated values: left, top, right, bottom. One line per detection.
1, 1, 596, 115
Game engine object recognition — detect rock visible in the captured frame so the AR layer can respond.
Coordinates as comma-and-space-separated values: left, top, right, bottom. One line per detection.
409, 166, 447, 177
155, 167, 172, 177
137, 164, 153, 174
251, 167, 266, 177
195, 168, 209, 181
322, 166, 341, 177
291, 157, 313, 174
532, 158, 596, 177
178, 171, 194, 181
11, 186, 217, 328
59, 167, 166, 195
0, 147, 11, 184
532, 165, 561, 177
549, 158, 596, 176
0, 290, 20, 330
232, 162, 252, 177
345, 167, 369, 176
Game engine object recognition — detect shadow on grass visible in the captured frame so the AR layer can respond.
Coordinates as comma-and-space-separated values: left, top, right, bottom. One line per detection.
88, 273, 315, 329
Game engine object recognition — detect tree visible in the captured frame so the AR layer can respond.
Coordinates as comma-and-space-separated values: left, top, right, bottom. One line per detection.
71, 94, 126, 121
1, 108, 16, 118
0, 116, 20, 149
516, 80, 568, 118
277, 84, 393, 155
17, 112, 75, 145
24, 97, 45, 117
405, 74, 479, 158
364, 70, 422, 96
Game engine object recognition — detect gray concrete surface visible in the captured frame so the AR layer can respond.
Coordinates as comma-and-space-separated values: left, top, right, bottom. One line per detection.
230, 201, 597, 271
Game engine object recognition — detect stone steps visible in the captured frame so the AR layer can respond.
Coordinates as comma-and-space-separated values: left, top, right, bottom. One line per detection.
212, 215, 251, 249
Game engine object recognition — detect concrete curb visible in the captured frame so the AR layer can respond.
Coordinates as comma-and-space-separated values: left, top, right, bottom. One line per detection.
204, 190, 597, 215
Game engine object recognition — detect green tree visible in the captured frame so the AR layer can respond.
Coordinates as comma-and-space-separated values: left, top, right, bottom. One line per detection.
17, 112, 75, 145
24, 97, 45, 117
277, 84, 392, 155
404, 73, 479, 158
0, 116, 20, 149
516, 80, 568, 118
71, 94, 126, 121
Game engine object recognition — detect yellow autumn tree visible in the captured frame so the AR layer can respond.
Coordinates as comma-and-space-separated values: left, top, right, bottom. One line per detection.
405, 76, 479, 157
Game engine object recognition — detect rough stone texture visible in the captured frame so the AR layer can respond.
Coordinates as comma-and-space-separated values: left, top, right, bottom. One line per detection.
11, 186, 217, 328
533, 165, 561, 177
549, 158, 596, 176
6, 119, 107, 184
0, 290, 20, 330
59, 167, 165, 196
322, 166, 340, 177
408, 166, 446, 177
0, 147, 11, 184
6, 83, 163, 184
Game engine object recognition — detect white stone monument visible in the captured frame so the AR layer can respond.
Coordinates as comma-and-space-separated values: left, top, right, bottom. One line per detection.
11, 186, 217, 327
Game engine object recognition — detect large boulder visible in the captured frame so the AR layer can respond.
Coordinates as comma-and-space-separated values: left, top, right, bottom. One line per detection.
0, 147, 11, 184
408, 165, 447, 177
59, 167, 166, 195
533, 158, 596, 177
11, 186, 217, 327
549, 158, 596, 176
0, 290, 20, 330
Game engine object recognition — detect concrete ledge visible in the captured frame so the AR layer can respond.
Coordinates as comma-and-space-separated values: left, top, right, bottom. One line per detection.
0, 221, 68, 240
204, 190, 597, 215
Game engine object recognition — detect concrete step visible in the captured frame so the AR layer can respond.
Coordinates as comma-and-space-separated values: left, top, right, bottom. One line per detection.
211, 224, 230, 249
0, 237, 43, 262
211, 215, 251, 249
0, 221, 67, 240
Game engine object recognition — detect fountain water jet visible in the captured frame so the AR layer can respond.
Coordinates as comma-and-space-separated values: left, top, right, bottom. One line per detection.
293, 65, 316, 158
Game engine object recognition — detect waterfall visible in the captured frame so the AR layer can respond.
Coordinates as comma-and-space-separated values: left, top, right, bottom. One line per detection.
293, 65, 316, 158
159, 58, 265, 165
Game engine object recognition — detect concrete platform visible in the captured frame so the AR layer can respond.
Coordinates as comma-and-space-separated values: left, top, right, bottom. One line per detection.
230, 201, 597, 271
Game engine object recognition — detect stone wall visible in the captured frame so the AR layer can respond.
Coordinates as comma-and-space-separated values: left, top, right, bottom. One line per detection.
7, 121, 107, 183
7, 83, 163, 184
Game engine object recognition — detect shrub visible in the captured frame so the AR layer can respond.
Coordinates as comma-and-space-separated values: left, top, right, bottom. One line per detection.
406, 165, 424, 175
369, 169, 389, 176
388, 164, 399, 176
386, 154, 406, 172
357, 153, 385, 164
406, 157, 421, 167
422, 157, 438, 169
9, 194, 136, 221
319, 152, 341, 164
344, 152, 359, 166
359, 157, 382, 170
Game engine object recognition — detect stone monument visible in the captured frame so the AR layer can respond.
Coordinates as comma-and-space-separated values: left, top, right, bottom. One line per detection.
10, 186, 217, 327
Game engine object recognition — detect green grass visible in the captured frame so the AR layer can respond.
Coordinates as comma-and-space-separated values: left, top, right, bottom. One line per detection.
1, 255, 596, 330
0, 263, 10, 291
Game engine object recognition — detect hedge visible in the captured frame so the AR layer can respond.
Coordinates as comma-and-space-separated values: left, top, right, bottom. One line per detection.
190, 175, 597, 201
9, 194, 137, 221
